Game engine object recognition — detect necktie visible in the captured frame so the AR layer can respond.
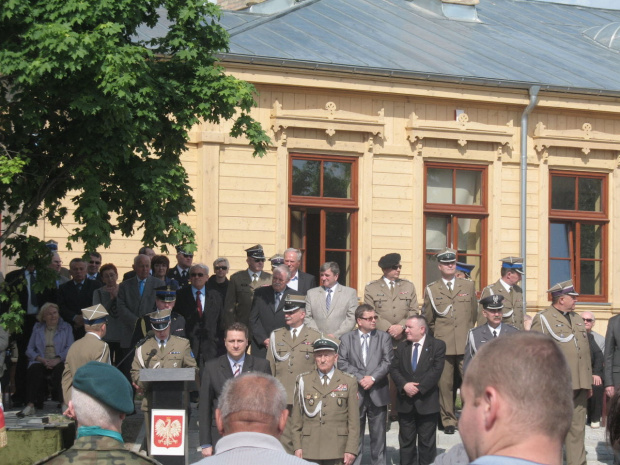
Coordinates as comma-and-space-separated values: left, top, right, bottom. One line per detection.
76, 282, 82, 292
447, 281, 452, 292
322, 374, 328, 386
411, 342, 420, 371
326, 288, 332, 311
196, 290, 202, 318
233, 363, 241, 377
390, 281, 395, 296
493, 330, 497, 338
275, 292, 282, 311
88, 274, 96, 280
159, 341, 165, 351
292, 328, 298, 341
252, 273, 258, 284
139, 280, 145, 297
29, 272, 38, 306
362, 334, 369, 366
182, 270, 188, 280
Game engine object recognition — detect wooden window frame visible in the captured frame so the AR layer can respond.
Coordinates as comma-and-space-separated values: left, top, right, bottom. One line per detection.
549, 170, 608, 302
423, 162, 488, 288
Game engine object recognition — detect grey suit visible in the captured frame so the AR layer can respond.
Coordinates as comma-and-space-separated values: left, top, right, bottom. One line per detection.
116, 275, 165, 349
338, 329, 393, 465
463, 323, 519, 372
605, 314, 620, 388
304, 284, 359, 338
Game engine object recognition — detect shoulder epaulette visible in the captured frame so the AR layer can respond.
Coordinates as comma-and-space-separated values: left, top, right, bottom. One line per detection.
426, 279, 440, 287
340, 371, 356, 380
296, 370, 312, 381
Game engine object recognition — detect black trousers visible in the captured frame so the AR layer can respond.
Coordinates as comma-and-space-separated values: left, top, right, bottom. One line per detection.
26, 362, 64, 407
398, 409, 438, 465
588, 383, 604, 423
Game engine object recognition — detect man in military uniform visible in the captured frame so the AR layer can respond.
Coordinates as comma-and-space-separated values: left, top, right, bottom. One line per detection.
36, 361, 159, 464
268, 295, 321, 453
531, 280, 591, 465
455, 262, 474, 280
131, 297, 197, 453
364, 253, 418, 346
167, 244, 194, 287
224, 244, 272, 330
61, 304, 111, 405
422, 248, 477, 434
464, 295, 519, 372
477, 256, 525, 329
291, 337, 359, 465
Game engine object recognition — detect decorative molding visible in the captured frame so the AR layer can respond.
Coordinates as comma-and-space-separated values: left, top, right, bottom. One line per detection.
271, 100, 385, 152
533, 122, 620, 163
405, 112, 516, 158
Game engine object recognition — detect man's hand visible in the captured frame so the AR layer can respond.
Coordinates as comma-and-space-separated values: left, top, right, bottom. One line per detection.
295, 449, 303, 459
588, 389, 593, 399
607, 386, 615, 398
263, 338, 270, 348
593, 375, 602, 386
359, 376, 375, 390
47, 357, 61, 369
388, 324, 404, 339
202, 446, 213, 457
132, 382, 144, 395
403, 382, 419, 397
344, 452, 356, 465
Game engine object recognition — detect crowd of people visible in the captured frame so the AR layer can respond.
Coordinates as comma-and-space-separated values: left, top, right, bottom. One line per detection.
0, 241, 616, 465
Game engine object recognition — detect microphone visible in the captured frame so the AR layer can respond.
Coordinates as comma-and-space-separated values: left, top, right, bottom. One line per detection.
145, 348, 158, 367
135, 331, 154, 348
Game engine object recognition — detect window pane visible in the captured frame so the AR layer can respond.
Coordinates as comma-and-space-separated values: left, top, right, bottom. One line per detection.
292, 160, 320, 196
458, 217, 481, 254
551, 176, 575, 210
550, 223, 571, 258
290, 210, 304, 249
550, 259, 572, 286
455, 170, 481, 205
580, 260, 602, 295
579, 178, 602, 212
323, 162, 352, 198
325, 212, 351, 250
326, 251, 350, 287
426, 217, 448, 251
427, 168, 453, 203
580, 224, 601, 259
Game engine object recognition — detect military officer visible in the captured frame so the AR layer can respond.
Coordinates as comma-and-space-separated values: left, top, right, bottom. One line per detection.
463, 295, 519, 372
291, 337, 359, 465
61, 304, 111, 405
268, 295, 321, 453
477, 256, 525, 329
455, 262, 474, 280
422, 248, 477, 434
531, 280, 591, 465
224, 244, 272, 330
131, 299, 196, 453
364, 253, 418, 345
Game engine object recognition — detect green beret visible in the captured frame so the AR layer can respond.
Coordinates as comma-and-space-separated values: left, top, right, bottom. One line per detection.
73, 361, 134, 414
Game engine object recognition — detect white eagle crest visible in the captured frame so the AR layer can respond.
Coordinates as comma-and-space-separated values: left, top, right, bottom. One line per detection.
154, 417, 182, 447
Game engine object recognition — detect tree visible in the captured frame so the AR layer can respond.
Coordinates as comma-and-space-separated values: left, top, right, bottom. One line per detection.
0, 0, 270, 331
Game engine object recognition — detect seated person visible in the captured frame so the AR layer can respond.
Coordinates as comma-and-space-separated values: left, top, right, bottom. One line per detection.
19, 302, 74, 416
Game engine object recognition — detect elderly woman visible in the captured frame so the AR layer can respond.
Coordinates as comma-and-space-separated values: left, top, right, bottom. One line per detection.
206, 257, 230, 304
93, 263, 121, 364
152, 254, 179, 287
19, 302, 74, 416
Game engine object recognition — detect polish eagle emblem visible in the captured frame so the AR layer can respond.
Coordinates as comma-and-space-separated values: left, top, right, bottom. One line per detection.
154, 416, 183, 448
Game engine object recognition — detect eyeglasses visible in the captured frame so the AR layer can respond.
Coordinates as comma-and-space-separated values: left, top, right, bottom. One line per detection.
214, 266, 228, 271
190, 273, 204, 277
359, 316, 379, 321
90, 260, 101, 265
391, 265, 402, 270
182, 254, 194, 259
583, 318, 593, 323
253, 258, 266, 263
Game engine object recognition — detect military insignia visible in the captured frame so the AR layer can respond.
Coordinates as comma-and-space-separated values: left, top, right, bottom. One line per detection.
308, 398, 314, 406
278, 342, 285, 346
458, 293, 469, 297
190, 351, 195, 358
305, 394, 312, 400
305, 353, 310, 359
173, 362, 178, 367
337, 398, 343, 406
330, 392, 336, 397
335, 384, 348, 391
171, 351, 180, 354
377, 293, 385, 296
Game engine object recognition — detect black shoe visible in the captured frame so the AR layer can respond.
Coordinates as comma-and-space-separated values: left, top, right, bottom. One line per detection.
444, 426, 456, 434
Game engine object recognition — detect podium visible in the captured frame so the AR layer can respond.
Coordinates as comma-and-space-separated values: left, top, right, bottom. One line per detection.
140, 368, 196, 465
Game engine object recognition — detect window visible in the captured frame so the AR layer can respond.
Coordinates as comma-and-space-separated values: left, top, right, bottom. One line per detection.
549, 171, 607, 300
424, 163, 487, 289
289, 154, 358, 287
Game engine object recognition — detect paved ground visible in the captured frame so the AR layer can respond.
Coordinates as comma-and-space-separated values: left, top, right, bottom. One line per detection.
4, 400, 615, 464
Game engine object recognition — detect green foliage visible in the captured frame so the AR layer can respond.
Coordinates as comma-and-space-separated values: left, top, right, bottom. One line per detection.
0, 0, 270, 328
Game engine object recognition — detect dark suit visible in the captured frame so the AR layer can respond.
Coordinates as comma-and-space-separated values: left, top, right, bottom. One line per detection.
249, 286, 291, 358
463, 323, 519, 372
338, 329, 393, 465
605, 314, 620, 389
289, 270, 316, 296
174, 286, 222, 366
167, 265, 191, 288
390, 335, 446, 465
198, 354, 271, 448
58, 279, 103, 339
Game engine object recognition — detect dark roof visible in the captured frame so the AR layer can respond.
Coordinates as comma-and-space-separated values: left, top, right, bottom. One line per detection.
215, 0, 620, 95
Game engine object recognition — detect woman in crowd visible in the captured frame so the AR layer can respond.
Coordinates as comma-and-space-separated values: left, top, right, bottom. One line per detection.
19, 302, 73, 416
93, 263, 121, 364
206, 257, 230, 304
152, 254, 179, 287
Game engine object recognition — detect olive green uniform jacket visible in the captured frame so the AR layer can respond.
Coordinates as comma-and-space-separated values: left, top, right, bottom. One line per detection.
477, 280, 524, 330
62, 332, 110, 404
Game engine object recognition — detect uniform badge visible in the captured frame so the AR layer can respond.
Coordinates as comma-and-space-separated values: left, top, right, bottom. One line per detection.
173, 362, 178, 367
335, 384, 348, 392
330, 392, 336, 397
305, 353, 310, 359
337, 398, 343, 406
308, 398, 314, 406
399, 291, 409, 295
305, 394, 312, 400
458, 293, 469, 297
